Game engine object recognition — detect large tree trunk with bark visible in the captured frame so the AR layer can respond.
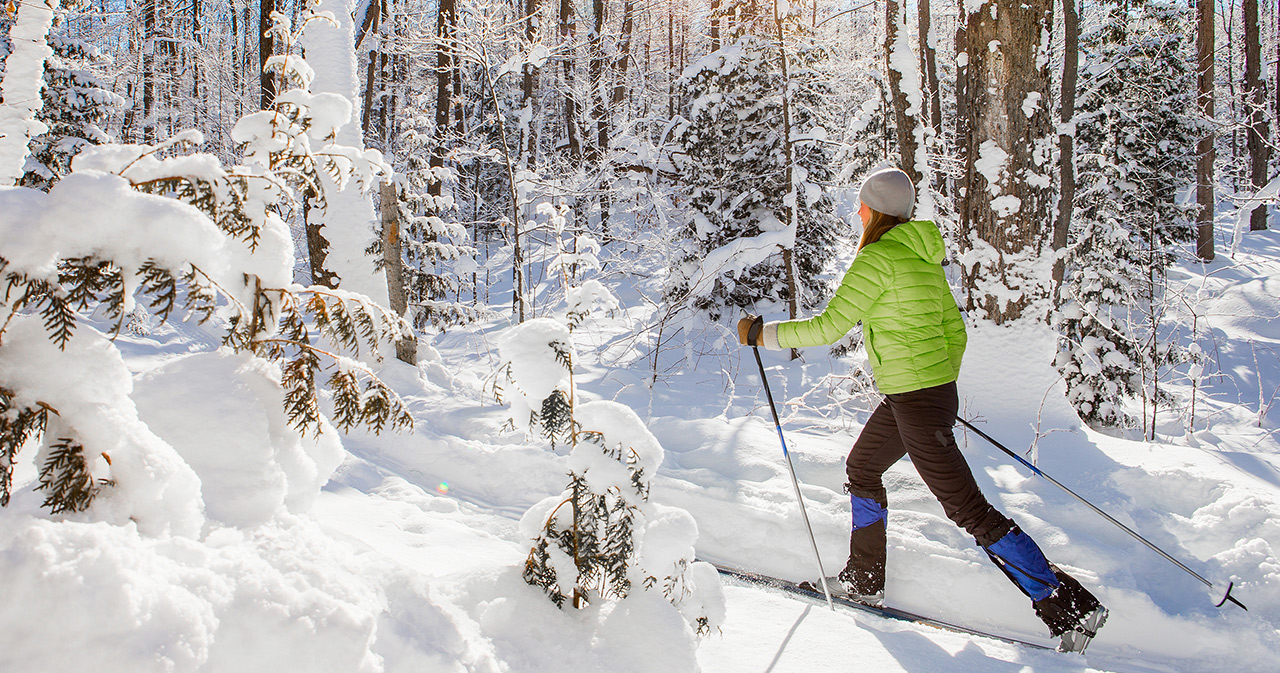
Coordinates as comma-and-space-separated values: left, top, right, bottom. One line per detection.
1195, 0, 1216, 260
1244, 0, 1269, 231
1052, 0, 1078, 296
958, 0, 1055, 324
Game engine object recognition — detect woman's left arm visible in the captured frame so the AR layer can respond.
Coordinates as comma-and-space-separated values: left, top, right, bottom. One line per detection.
762, 252, 890, 350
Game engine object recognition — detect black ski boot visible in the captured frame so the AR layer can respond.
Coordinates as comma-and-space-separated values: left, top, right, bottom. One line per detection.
1033, 565, 1108, 653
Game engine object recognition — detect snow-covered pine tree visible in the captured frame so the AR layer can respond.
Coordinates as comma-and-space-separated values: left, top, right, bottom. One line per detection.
667, 2, 845, 321
390, 92, 484, 330
502, 316, 721, 632
19, 32, 122, 191
1055, 0, 1200, 430
0, 10, 411, 519
520, 399, 723, 634
492, 206, 616, 446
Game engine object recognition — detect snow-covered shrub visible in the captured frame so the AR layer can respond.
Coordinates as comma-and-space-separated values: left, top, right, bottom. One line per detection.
520, 400, 724, 635
495, 318, 576, 446
0, 10, 408, 523
493, 205, 617, 446
1055, 1, 1199, 429
495, 315, 722, 634
667, 30, 846, 321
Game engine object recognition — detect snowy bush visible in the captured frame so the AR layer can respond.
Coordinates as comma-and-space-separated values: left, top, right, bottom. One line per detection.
541, 201, 619, 330
495, 315, 722, 635
520, 400, 724, 635
495, 318, 576, 446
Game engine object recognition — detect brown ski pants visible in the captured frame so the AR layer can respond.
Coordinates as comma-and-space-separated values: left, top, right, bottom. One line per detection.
840, 381, 1014, 594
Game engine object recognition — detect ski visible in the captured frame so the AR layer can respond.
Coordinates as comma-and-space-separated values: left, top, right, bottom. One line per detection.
712, 563, 1055, 652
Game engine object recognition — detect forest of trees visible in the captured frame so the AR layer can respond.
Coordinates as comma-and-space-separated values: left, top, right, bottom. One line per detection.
2, 0, 1277, 435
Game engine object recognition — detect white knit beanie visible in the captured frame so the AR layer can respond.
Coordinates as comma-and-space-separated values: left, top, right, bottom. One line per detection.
858, 168, 916, 220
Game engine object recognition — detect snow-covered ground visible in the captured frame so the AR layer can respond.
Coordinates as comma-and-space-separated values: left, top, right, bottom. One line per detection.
4, 227, 1280, 673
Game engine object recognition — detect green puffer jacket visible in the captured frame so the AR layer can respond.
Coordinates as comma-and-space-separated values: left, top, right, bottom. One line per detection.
762, 220, 966, 394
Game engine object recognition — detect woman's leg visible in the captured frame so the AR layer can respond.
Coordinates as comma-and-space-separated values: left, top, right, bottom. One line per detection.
890, 382, 1105, 643
840, 400, 908, 595
884, 381, 1012, 545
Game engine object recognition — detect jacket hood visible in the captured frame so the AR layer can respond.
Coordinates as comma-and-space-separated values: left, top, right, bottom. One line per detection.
880, 220, 945, 264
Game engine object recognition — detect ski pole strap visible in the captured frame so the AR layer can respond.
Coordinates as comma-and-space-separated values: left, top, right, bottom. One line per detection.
747, 316, 764, 346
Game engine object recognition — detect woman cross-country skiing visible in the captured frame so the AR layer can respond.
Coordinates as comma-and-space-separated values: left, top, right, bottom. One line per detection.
736, 167, 1108, 653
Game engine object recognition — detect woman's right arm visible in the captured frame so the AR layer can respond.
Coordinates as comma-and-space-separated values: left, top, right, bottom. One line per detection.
762, 252, 890, 350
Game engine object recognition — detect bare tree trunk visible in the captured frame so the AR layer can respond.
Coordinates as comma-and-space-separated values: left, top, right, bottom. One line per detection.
142, 0, 156, 143
1226, 0, 1240, 194
359, 2, 380, 139
1245, 0, 1270, 230
710, 0, 721, 51
1052, 0, 1078, 297
1195, 0, 1216, 260
885, 0, 922, 186
523, 0, 539, 167
589, 0, 607, 164
259, 0, 276, 109
380, 182, 416, 364
561, 0, 581, 159
306, 191, 338, 288
774, 0, 800, 360
667, 6, 675, 120
917, 0, 942, 135
377, 51, 391, 143
953, 4, 968, 198
228, 4, 240, 125
959, 0, 1055, 323
612, 0, 634, 107
592, 0, 611, 233
432, 0, 456, 197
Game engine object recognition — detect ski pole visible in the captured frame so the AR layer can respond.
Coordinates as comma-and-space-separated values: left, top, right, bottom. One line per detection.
956, 416, 1247, 611
748, 322, 834, 611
